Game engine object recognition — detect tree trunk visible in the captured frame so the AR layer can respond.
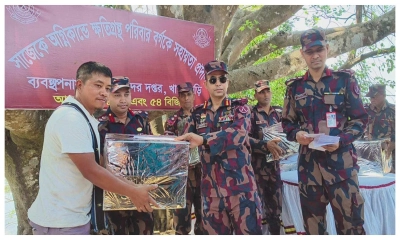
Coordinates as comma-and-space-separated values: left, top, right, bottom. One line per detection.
4, 110, 52, 235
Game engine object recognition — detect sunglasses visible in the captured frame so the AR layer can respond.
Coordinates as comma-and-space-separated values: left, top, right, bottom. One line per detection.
208, 76, 227, 84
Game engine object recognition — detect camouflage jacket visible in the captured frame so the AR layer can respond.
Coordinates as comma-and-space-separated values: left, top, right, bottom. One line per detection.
249, 105, 283, 175
164, 108, 190, 136
98, 107, 152, 156
364, 100, 395, 142
282, 67, 368, 185
184, 97, 258, 197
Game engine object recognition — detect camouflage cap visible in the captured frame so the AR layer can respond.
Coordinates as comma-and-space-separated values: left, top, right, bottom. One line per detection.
203, 60, 228, 76
177, 82, 193, 93
110, 76, 130, 93
254, 80, 270, 93
300, 28, 327, 51
366, 84, 386, 97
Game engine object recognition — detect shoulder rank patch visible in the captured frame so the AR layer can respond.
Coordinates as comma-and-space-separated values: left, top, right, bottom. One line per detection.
285, 76, 302, 86
133, 109, 149, 120
238, 105, 249, 114
192, 103, 204, 112
232, 98, 248, 106
335, 69, 355, 78
353, 85, 360, 95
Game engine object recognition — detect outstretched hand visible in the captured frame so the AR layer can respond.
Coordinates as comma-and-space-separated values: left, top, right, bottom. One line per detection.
175, 133, 203, 149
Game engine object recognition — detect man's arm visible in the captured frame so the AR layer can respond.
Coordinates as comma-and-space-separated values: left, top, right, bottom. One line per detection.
337, 75, 368, 146
248, 110, 269, 154
282, 85, 302, 141
69, 153, 159, 212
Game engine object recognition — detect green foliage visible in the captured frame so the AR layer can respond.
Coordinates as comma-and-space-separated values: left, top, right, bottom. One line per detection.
236, 5, 395, 106
239, 19, 260, 31
228, 70, 305, 107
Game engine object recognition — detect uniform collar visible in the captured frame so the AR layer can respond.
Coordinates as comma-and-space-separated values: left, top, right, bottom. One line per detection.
370, 100, 389, 112
203, 97, 231, 110
177, 107, 191, 118
256, 104, 274, 114
303, 66, 332, 81
105, 107, 133, 123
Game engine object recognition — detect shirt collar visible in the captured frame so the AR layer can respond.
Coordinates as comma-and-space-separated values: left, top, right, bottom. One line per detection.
303, 66, 332, 81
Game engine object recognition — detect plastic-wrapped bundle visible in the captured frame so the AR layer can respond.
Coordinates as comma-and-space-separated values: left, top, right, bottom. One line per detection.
353, 139, 392, 176
262, 123, 300, 162
177, 116, 200, 166
103, 134, 189, 210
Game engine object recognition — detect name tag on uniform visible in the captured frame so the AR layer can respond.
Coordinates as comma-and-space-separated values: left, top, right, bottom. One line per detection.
256, 120, 266, 124
197, 123, 207, 129
326, 112, 337, 128
295, 92, 308, 100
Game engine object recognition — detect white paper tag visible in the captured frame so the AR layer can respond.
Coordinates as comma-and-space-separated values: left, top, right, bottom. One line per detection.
326, 112, 337, 128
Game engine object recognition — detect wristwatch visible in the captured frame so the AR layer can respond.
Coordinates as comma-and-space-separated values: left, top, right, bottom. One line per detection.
202, 136, 207, 146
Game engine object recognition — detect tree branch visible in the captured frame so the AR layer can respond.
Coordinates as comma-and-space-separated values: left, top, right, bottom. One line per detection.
231, 28, 343, 69
232, 7, 394, 70
156, 5, 184, 19
179, 5, 238, 59
220, 5, 303, 65
220, 7, 251, 55
340, 47, 395, 69
226, 7, 395, 93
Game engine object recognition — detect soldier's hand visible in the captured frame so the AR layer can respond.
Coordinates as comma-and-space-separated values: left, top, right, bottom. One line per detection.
385, 141, 395, 160
266, 138, 284, 160
175, 133, 203, 148
129, 184, 159, 212
322, 142, 340, 152
388, 141, 395, 152
296, 131, 313, 145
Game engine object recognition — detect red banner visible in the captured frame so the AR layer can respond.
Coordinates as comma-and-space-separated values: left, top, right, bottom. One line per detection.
5, 5, 214, 110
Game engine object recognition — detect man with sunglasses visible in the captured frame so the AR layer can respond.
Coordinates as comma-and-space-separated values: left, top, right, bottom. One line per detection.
164, 82, 205, 235
175, 60, 262, 235
98, 76, 155, 235
282, 28, 368, 235
364, 84, 395, 173
249, 80, 283, 235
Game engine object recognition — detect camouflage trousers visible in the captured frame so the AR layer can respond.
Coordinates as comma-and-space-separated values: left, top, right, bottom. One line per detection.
254, 161, 283, 235
299, 175, 365, 235
202, 190, 262, 235
173, 164, 205, 235
105, 210, 154, 235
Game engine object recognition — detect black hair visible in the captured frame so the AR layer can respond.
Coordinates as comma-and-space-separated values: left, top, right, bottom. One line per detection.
76, 61, 112, 83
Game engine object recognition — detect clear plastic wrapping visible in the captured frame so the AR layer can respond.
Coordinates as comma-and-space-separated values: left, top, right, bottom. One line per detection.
276, 138, 392, 175
176, 116, 200, 166
353, 138, 392, 176
262, 123, 300, 162
103, 134, 189, 211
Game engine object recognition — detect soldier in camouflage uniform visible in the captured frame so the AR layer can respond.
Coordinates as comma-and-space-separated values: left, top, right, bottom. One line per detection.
248, 80, 283, 235
164, 82, 205, 235
281, 28, 368, 235
364, 84, 395, 173
175, 60, 262, 235
98, 76, 154, 235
